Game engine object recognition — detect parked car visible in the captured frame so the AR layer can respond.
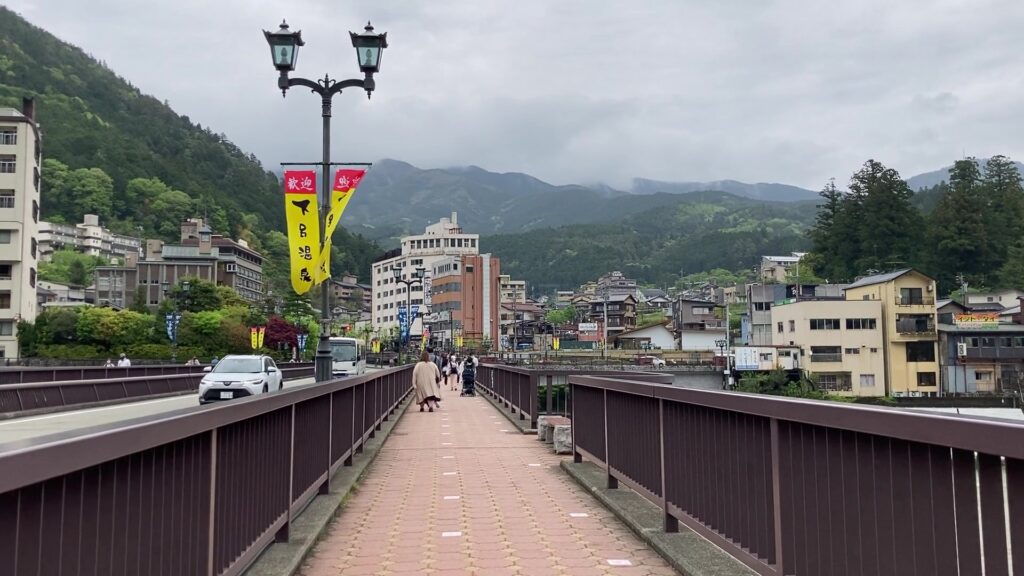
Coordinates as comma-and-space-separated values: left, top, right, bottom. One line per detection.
637, 355, 666, 368
198, 354, 283, 405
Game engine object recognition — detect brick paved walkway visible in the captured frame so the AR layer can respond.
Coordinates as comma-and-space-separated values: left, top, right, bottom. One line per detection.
299, 393, 678, 575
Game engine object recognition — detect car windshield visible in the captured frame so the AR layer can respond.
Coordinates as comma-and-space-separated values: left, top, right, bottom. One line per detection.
212, 357, 262, 373
330, 342, 357, 362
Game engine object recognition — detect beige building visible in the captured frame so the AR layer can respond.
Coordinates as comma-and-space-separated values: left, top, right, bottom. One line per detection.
0, 99, 41, 359
760, 253, 805, 283
38, 214, 142, 264
843, 269, 939, 396
772, 299, 885, 396
499, 274, 527, 304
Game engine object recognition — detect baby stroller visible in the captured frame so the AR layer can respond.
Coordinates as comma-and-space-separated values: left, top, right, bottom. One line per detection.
461, 357, 477, 396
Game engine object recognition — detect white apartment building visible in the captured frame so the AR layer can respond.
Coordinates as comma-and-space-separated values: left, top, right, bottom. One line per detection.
371, 212, 480, 335
0, 99, 41, 359
38, 214, 142, 264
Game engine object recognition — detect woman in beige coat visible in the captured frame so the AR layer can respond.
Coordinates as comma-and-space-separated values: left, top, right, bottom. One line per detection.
412, 350, 442, 412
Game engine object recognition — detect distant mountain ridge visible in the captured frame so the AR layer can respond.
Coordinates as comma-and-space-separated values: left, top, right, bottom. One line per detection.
631, 177, 819, 202
906, 160, 1024, 190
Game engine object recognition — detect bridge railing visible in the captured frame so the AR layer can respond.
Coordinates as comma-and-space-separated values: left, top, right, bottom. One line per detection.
477, 364, 673, 426
0, 362, 316, 385
0, 364, 316, 417
570, 375, 1024, 576
0, 365, 412, 576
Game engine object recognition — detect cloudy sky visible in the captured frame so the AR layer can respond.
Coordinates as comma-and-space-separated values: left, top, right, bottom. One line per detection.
7, 0, 1024, 189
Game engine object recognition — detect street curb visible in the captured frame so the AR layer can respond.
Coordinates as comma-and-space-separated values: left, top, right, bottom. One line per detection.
560, 460, 755, 576
478, 385, 537, 434
244, 394, 414, 576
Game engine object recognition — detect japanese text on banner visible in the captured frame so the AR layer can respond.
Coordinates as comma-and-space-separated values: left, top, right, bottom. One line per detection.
316, 169, 366, 283
283, 170, 320, 294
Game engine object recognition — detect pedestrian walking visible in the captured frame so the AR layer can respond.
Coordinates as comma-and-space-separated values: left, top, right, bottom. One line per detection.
117, 353, 131, 367
412, 350, 442, 412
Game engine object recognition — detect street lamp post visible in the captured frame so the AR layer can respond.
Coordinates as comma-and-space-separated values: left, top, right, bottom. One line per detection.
393, 265, 425, 364
264, 20, 388, 383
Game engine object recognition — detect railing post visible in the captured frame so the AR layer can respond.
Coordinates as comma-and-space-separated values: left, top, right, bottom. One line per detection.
545, 374, 553, 414
321, 393, 333, 495
604, 388, 617, 489
571, 379, 582, 463
770, 418, 785, 574
659, 398, 678, 533
206, 428, 218, 576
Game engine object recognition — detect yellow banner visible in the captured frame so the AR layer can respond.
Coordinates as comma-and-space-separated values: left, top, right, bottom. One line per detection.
257, 326, 266, 349
316, 169, 366, 283
284, 170, 320, 294
250, 327, 258, 349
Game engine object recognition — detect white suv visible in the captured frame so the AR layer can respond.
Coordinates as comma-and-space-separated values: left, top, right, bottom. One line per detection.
198, 354, 283, 405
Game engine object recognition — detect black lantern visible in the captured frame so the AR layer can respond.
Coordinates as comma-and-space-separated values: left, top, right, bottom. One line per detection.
350, 22, 388, 74
264, 20, 304, 72
414, 267, 426, 279
392, 264, 403, 280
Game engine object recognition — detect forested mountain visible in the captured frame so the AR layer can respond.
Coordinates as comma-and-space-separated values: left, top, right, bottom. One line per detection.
0, 6, 381, 289
631, 178, 818, 202
482, 191, 816, 292
907, 160, 1024, 190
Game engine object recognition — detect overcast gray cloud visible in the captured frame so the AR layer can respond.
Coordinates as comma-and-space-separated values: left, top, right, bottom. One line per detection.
7, 0, 1024, 189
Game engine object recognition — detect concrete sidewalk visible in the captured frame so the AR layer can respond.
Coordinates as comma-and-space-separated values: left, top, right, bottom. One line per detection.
299, 393, 677, 575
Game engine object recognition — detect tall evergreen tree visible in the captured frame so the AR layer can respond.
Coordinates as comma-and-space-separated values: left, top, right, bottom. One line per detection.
848, 159, 923, 275
807, 179, 845, 279
982, 155, 1024, 266
927, 158, 989, 292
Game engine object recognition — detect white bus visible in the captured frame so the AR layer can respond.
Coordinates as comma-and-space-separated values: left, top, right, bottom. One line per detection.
329, 337, 366, 377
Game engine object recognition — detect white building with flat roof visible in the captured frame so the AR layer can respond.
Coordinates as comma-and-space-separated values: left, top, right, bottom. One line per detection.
371, 212, 480, 335
38, 213, 142, 264
0, 99, 41, 359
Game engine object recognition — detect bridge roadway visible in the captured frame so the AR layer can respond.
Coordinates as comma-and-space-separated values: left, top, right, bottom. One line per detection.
0, 376, 315, 444
297, 391, 679, 576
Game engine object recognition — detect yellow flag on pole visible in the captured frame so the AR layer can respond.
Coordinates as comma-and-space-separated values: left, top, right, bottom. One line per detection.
250, 327, 258, 350
283, 170, 320, 294
316, 169, 366, 283
257, 326, 266, 349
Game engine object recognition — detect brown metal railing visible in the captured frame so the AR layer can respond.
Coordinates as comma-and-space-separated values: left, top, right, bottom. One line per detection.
477, 364, 673, 426
0, 362, 315, 385
570, 375, 1024, 576
0, 366, 411, 576
0, 365, 315, 416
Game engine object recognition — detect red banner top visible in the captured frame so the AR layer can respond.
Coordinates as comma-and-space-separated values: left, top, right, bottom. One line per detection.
333, 169, 366, 192
284, 170, 317, 194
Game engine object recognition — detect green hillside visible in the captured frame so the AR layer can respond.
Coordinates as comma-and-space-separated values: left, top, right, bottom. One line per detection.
482, 191, 816, 292
0, 6, 382, 289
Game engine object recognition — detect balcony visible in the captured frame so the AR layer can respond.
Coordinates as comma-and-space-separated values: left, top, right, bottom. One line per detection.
896, 319, 936, 335
810, 353, 843, 363
895, 295, 935, 306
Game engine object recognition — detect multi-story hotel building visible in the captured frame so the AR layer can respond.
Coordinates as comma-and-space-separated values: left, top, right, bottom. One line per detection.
38, 214, 142, 264
429, 253, 501, 349
0, 99, 41, 359
371, 212, 479, 337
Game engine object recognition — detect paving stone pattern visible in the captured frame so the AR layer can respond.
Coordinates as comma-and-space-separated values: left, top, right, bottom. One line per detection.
300, 394, 678, 575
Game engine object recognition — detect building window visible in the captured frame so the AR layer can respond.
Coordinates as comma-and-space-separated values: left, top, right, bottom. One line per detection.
0, 130, 15, 145
810, 346, 841, 362
0, 190, 13, 209
976, 371, 993, 382
0, 292, 9, 308
860, 374, 876, 388
917, 372, 937, 387
809, 318, 840, 330
906, 342, 935, 362
0, 230, 10, 244
30, 238, 36, 259
0, 265, 10, 280
899, 287, 925, 305
29, 267, 35, 288
846, 318, 877, 330
753, 302, 771, 311
844, 348, 860, 354
788, 320, 795, 332
981, 337, 996, 347
0, 155, 14, 173
32, 200, 38, 223
1000, 337, 1013, 348
818, 374, 852, 392
777, 322, 783, 334
0, 321, 12, 336
870, 347, 879, 353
